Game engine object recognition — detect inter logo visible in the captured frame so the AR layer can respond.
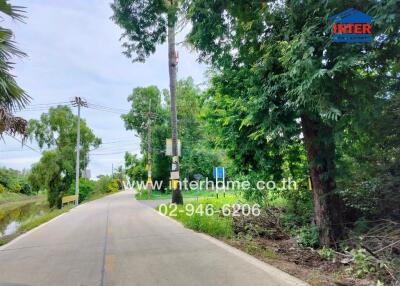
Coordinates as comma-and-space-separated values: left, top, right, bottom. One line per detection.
330, 8, 372, 43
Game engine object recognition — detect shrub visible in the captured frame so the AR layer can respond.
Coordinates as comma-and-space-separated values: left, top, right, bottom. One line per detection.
94, 175, 119, 194
20, 182, 32, 195
12, 182, 21, 193
349, 248, 380, 278
108, 179, 119, 193
66, 178, 95, 202
0, 184, 5, 193
296, 224, 319, 248
94, 176, 110, 193
318, 247, 336, 261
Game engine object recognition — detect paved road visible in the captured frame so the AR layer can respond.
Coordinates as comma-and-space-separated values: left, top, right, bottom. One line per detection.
0, 191, 307, 286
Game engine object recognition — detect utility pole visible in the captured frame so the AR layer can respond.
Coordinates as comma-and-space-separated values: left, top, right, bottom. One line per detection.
168, 17, 183, 204
146, 99, 153, 195
71, 97, 87, 206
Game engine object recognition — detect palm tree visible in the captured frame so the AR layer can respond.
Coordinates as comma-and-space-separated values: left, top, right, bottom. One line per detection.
0, 0, 29, 136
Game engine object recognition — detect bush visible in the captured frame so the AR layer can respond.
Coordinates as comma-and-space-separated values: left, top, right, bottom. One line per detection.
318, 247, 336, 261
349, 248, 380, 278
20, 182, 32, 195
108, 179, 119, 193
296, 224, 319, 248
94, 176, 119, 194
0, 184, 5, 193
94, 176, 110, 194
66, 178, 95, 202
0, 167, 32, 194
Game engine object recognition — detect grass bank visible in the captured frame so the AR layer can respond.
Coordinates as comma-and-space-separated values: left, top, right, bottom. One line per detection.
0, 192, 45, 207
135, 189, 226, 200
17, 205, 73, 233
156, 194, 240, 238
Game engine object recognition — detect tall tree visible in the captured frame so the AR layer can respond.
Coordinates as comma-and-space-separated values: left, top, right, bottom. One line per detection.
122, 86, 171, 187
28, 106, 101, 207
187, 0, 399, 246
0, 0, 29, 137
111, 0, 184, 203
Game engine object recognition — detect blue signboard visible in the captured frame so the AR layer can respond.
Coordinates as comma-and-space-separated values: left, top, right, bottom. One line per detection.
329, 8, 372, 43
213, 167, 225, 179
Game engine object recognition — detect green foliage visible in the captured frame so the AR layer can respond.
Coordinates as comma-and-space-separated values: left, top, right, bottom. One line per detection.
159, 195, 237, 238
122, 86, 170, 186
94, 176, 110, 194
0, 0, 30, 136
349, 249, 380, 278
28, 106, 101, 208
187, 0, 400, 245
124, 152, 146, 181
94, 175, 118, 194
0, 167, 32, 194
0, 1, 29, 136
0, 184, 5, 194
111, 0, 172, 62
123, 78, 228, 187
296, 225, 319, 248
135, 189, 217, 200
318, 247, 336, 261
281, 188, 314, 229
66, 178, 95, 203
337, 93, 400, 221
108, 179, 119, 193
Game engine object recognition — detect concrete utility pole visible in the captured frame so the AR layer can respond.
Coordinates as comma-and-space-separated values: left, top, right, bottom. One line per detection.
146, 99, 153, 195
72, 97, 87, 206
168, 15, 183, 204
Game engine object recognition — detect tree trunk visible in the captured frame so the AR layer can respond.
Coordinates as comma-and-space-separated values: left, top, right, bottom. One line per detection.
301, 113, 343, 247
168, 18, 183, 204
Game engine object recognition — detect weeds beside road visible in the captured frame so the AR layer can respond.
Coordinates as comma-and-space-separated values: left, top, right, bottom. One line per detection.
135, 189, 220, 201
156, 194, 393, 286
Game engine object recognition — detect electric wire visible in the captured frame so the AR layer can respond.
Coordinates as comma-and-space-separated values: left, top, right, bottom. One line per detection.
5, 134, 41, 154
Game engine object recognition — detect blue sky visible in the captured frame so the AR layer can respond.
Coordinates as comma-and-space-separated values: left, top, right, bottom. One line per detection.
0, 0, 207, 178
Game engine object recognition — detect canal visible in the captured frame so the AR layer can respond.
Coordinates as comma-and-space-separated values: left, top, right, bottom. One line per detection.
0, 199, 48, 238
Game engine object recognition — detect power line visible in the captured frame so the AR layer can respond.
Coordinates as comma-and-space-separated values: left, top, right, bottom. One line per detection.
88, 103, 129, 112
5, 134, 41, 154
100, 139, 137, 144
90, 151, 128, 156
27, 101, 71, 107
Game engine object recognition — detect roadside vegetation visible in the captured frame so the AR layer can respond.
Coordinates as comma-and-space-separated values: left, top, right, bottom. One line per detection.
135, 189, 219, 201
158, 195, 237, 238
160, 193, 398, 285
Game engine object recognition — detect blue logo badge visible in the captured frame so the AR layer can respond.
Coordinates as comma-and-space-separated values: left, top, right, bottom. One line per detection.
330, 8, 372, 43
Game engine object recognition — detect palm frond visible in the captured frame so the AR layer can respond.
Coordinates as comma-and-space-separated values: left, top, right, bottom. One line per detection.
0, 2, 29, 112
0, 106, 27, 136
0, 0, 26, 22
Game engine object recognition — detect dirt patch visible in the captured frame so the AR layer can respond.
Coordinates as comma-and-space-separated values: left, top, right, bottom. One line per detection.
225, 237, 376, 286
232, 207, 288, 240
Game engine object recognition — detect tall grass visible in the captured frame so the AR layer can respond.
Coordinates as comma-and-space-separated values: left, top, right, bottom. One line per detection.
157, 195, 240, 238
136, 189, 218, 200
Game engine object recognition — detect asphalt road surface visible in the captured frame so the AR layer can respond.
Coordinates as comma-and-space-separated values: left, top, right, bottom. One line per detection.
0, 191, 308, 286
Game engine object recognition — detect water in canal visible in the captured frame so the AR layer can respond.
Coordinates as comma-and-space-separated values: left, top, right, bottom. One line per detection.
0, 201, 48, 238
